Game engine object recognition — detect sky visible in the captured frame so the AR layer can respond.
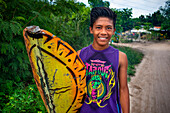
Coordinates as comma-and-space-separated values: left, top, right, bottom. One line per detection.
76, 0, 167, 18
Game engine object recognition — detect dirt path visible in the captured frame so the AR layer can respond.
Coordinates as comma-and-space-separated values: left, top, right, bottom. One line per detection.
116, 41, 170, 113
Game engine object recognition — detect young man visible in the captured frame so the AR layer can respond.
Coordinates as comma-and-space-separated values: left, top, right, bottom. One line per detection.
77, 7, 129, 113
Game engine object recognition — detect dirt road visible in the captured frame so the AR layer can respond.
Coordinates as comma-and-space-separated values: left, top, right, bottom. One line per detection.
116, 41, 170, 113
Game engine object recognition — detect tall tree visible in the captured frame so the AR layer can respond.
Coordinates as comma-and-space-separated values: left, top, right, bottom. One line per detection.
88, 0, 110, 7
117, 8, 133, 32
151, 10, 164, 26
112, 8, 133, 32
146, 14, 152, 23
160, 0, 170, 31
139, 15, 146, 24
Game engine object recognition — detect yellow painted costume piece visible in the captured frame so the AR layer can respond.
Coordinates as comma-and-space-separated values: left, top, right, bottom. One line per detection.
23, 26, 86, 113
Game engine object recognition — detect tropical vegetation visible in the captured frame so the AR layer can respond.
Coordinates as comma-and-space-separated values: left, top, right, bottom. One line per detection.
0, 0, 169, 112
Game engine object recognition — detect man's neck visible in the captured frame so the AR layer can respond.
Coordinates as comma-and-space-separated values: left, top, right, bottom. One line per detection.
92, 43, 109, 51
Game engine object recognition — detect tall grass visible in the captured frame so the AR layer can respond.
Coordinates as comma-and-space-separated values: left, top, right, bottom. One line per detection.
111, 44, 144, 81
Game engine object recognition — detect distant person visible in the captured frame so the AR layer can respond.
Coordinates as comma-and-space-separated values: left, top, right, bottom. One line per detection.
77, 7, 130, 113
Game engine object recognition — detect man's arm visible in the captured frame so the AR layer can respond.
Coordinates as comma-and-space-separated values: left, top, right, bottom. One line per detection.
118, 51, 130, 113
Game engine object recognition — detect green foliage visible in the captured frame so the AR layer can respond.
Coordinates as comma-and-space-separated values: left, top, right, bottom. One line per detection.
160, 1, 170, 31
127, 65, 135, 76
111, 44, 144, 77
132, 1, 169, 34
143, 22, 153, 30
127, 76, 131, 82
88, 0, 110, 7
134, 26, 141, 30
130, 1, 169, 40
59, 3, 91, 50
136, 10, 165, 27
151, 10, 165, 26
0, 0, 92, 112
2, 82, 47, 113
112, 8, 133, 32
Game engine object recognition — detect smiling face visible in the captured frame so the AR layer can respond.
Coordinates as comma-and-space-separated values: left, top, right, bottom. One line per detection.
90, 17, 115, 50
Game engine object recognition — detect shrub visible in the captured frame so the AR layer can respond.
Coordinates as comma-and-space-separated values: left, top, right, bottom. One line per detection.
2, 82, 47, 113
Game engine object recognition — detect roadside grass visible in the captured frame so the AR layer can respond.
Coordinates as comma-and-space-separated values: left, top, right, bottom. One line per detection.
110, 44, 144, 82
2, 81, 47, 113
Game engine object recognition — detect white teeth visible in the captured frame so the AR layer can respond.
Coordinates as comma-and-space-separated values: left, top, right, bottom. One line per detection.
99, 37, 107, 39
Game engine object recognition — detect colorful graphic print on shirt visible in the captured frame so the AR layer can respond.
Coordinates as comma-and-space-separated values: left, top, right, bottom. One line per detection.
85, 59, 116, 108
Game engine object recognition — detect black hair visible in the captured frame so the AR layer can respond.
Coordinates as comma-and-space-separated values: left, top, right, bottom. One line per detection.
90, 7, 117, 28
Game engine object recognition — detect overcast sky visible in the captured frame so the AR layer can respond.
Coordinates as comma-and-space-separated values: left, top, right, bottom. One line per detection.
76, 0, 167, 18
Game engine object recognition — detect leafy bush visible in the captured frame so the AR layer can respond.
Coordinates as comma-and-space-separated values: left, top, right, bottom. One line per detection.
0, 0, 91, 112
2, 82, 47, 113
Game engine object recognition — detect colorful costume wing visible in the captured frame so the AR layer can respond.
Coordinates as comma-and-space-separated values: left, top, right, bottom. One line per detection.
23, 26, 86, 113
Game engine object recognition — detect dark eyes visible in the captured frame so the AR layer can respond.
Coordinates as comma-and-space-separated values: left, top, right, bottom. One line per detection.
96, 27, 112, 30
96, 27, 101, 29
107, 27, 112, 30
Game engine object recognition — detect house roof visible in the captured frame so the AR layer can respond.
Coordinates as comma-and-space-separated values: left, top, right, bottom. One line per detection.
131, 28, 151, 33
150, 26, 161, 31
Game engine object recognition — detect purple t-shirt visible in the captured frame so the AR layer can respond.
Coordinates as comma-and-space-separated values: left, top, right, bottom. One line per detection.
79, 45, 121, 113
